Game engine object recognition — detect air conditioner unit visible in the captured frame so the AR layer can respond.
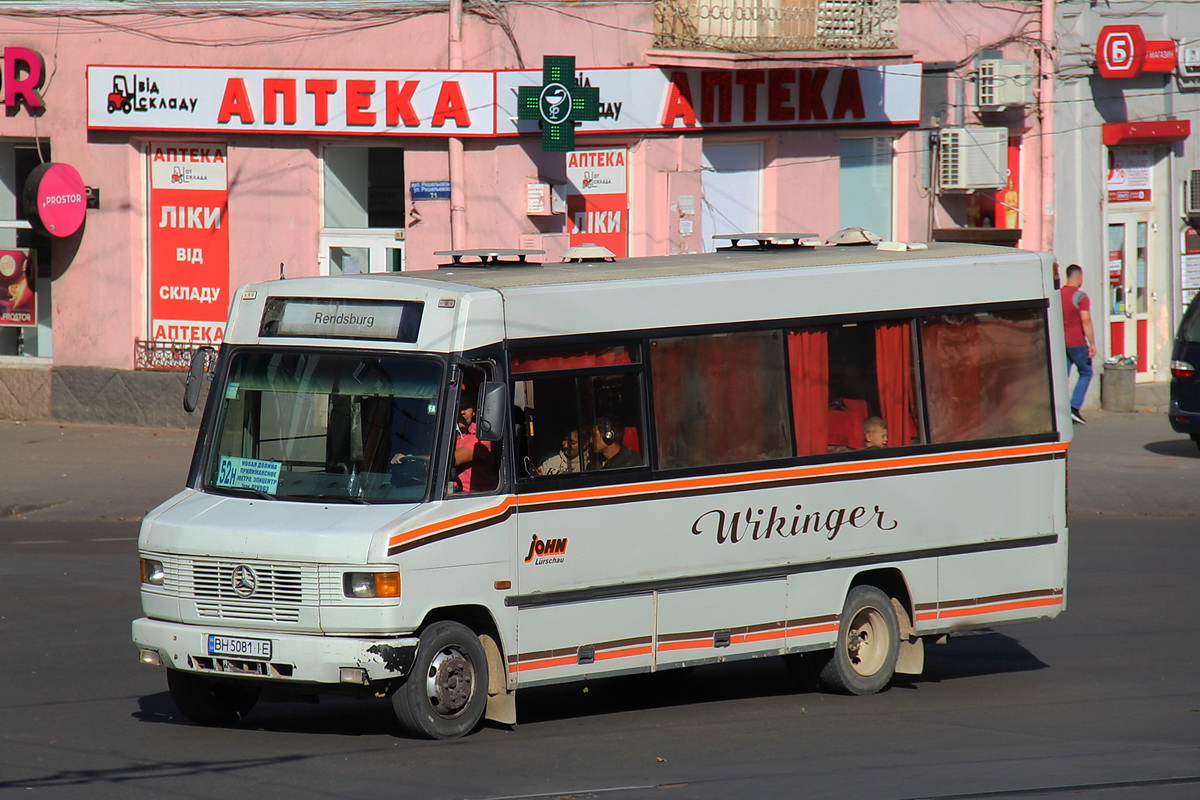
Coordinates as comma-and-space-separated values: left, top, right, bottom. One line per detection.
1185, 170, 1200, 217
976, 59, 1034, 111
938, 127, 1008, 191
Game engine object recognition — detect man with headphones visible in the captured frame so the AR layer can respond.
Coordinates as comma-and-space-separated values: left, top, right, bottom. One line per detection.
588, 414, 641, 470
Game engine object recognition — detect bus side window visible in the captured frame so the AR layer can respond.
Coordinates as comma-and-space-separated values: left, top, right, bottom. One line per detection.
920, 310, 1054, 443
446, 370, 500, 496
650, 331, 791, 470
511, 345, 646, 477
787, 320, 922, 456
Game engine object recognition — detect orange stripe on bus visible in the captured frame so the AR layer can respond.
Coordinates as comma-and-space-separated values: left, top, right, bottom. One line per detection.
596, 646, 653, 661
389, 441, 1067, 551
509, 654, 577, 672
936, 596, 1063, 619
737, 629, 787, 644
522, 442, 1068, 509
786, 622, 840, 637
388, 496, 516, 549
656, 639, 710, 653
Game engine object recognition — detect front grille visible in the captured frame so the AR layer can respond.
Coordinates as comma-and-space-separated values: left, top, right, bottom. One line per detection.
172, 556, 319, 625
193, 562, 305, 604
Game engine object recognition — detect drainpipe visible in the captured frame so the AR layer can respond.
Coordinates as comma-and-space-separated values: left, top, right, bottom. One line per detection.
448, 0, 466, 248
1036, 0, 1055, 253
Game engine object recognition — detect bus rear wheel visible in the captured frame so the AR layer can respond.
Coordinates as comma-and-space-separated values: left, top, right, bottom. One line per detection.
816, 585, 900, 696
392, 621, 487, 739
166, 669, 260, 725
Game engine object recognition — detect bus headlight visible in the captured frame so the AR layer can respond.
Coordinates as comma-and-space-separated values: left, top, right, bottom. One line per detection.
140, 558, 165, 586
343, 571, 401, 598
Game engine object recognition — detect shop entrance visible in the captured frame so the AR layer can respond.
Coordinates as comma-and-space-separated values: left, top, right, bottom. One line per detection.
1106, 214, 1154, 377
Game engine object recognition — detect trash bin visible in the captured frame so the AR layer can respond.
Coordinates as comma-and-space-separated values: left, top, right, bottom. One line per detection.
1101, 359, 1136, 412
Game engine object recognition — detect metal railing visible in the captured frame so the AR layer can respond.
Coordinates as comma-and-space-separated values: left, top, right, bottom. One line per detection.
654, 0, 899, 53
134, 338, 201, 371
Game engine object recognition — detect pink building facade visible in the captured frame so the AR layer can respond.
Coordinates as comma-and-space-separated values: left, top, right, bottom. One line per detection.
0, 1, 1052, 424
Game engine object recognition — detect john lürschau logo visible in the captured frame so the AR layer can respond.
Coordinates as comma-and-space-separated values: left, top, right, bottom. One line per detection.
524, 534, 568, 565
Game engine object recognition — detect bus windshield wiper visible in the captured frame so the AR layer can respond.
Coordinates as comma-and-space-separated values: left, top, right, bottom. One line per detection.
215, 485, 276, 501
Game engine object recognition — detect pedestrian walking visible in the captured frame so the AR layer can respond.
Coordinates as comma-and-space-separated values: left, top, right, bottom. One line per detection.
1061, 264, 1096, 424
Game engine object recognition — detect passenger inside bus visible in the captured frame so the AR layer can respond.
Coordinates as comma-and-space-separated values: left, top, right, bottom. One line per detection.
862, 416, 889, 449
534, 428, 583, 475
589, 415, 641, 469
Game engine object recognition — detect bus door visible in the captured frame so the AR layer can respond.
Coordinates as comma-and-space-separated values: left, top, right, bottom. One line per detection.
510, 348, 656, 683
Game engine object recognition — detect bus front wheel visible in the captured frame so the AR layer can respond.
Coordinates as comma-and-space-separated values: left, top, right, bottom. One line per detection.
392, 621, 487, 739
166, 669, 260, 725
817, 585, 900, 696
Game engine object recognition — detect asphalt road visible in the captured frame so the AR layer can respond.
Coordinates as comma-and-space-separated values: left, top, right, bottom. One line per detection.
0, 412, 1197, 799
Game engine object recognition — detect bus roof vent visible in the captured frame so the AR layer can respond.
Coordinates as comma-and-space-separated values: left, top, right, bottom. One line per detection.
826, 227, 882, 246
712, 232, 819, 250
434, 248, 545, 268
562, 243, 617, 263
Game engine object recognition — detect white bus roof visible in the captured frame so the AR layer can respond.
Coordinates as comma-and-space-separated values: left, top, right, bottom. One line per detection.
227, 243, 1054, 349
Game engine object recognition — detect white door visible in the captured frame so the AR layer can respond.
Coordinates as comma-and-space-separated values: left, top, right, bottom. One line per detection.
318, 231, 405, 275
701, 142, 761, 252
1105, 215, 1154, 379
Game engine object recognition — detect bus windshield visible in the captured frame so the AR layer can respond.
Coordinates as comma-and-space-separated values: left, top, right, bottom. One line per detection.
203, 350, 443, 504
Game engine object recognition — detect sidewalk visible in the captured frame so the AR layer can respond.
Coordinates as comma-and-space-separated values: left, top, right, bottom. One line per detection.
0, 410, 1195, 522
0, 419, 196, 522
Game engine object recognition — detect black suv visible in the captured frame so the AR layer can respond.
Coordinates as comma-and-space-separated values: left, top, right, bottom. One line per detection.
1169, 293, 1200, 449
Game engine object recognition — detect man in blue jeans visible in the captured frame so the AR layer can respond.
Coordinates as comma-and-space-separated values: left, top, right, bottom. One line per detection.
1060, 264, 1096, 424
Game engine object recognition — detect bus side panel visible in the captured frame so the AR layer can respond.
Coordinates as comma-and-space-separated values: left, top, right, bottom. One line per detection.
654, 578, 788, 669
510, 597, 654, 687
926, 460, 1070, 633
388, 497, 517, 660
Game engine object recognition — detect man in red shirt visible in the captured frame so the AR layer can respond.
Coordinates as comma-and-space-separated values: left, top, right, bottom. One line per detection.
1061, 264, 1096, 424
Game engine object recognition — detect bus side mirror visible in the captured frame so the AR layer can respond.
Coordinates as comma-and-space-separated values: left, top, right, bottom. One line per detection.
476, 381, 508, 442
183, 346, 216, 413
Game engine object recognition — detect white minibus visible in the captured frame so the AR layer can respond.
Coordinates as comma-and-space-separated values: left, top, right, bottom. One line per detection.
134, 238, 1069, 739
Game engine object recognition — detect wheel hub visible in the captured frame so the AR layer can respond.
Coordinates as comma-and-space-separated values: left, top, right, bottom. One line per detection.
426, 647, 474, 717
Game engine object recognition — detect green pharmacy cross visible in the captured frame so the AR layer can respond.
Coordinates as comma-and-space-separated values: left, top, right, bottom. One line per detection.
517, 55, 600, 152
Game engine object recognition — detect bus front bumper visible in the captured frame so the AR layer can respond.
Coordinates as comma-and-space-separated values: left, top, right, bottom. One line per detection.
132, 617, 419, 686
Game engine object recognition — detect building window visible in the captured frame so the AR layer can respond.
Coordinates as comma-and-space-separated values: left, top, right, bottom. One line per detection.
0, 143, 51, 358
321, 146, 406, 275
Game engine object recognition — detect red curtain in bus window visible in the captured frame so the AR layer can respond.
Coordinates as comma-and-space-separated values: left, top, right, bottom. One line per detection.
920, 315, 983, 442
701, 334, 765, 461
786, 327, 829, 456
875, 321, 919, 446
510, 347, 633, 373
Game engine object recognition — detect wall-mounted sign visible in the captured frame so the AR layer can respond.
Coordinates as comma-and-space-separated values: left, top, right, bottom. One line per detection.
148, 141, 230, 344
2, 47, 45, 111
1183, 227, 1200, 307
22, 162, 86, 237
566, 148, 628, 258
1107, 147, 1153, 203
0, 250, 36, 327
410, 180, 450, 200
88, 64, 921, 138
1097, 25, 1177, 79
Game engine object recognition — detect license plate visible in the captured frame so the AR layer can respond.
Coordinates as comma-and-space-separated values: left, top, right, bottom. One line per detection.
207, 634, 272, 660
